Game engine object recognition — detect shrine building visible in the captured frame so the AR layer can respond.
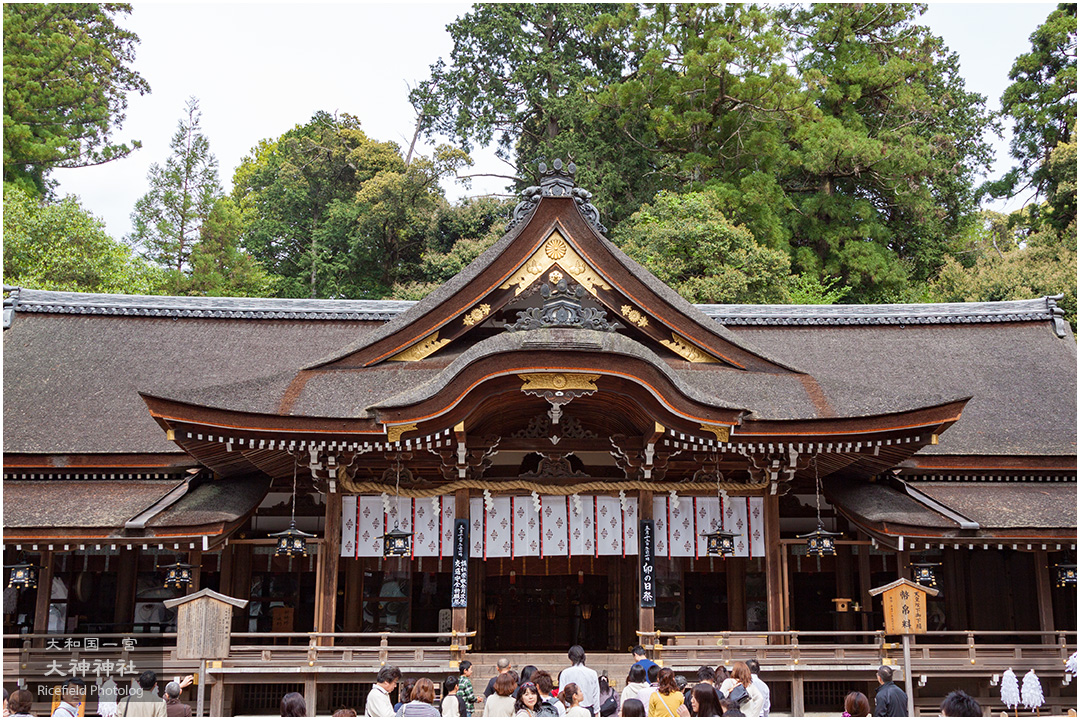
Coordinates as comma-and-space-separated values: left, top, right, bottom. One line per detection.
3, 164, 1076, 715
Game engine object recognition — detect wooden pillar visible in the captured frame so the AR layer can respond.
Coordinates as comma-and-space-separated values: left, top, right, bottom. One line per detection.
944, 547, 968, 630
898, 550, 911, 580
638, 490, 654, 639
1034, 549, 1056, 641
114, 548, 139, 630
303, 676, 317, 717
781, 545, 792, 630
219, 544, 234, 599
836, 545, 855, 633
187, 549, 203, 592
764, 493, 784, 632
452, 488, 470, 653
32, 550, 54, 647
344, 558, 362, 633
316, 490, 342, 646
231, 545, 252, 633
791, 674, 805, 717
209, 678, 224, 718
858, 542, 873, 633
727, 557, 747, 631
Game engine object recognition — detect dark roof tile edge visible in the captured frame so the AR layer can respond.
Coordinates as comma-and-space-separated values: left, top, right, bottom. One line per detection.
4, 289, 1066, 331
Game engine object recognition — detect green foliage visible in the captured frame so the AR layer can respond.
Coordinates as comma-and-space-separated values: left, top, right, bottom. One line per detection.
412, 3, 658, 225
128, 98, 220, 290
232, 112, 403, 298
614, 189, 791, 304
181, 197, 275, 297
982, 3, 1076, 230
3, 183, 162, 293
785, 274, 851, 305
3, 3, 150, 195
929, 213, 1077, 331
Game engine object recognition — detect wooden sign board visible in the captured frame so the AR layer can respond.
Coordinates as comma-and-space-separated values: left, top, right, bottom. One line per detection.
869, 578, 939, 635
164, 589, 249, 660
271, 606, 295, 633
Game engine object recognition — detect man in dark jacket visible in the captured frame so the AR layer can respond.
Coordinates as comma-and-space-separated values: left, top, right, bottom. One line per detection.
873, 666, 908, 717
162, 682, 192, 717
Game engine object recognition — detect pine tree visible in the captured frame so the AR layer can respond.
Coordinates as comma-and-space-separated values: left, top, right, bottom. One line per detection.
129, 97, 220, 291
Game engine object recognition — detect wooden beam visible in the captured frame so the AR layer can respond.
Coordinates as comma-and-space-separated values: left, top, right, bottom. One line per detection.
231, 545, 252, 633
209, 678, 224, 718
638, 490, 654, 639
898, 550, 911, 580
791, 674, 805, 718
344, 558, 362, 633
33, 550, 54, 648
765, 493, 784, 633
304, 676, 317, 717
836, 545, 855, 634
316, 491, 342, 646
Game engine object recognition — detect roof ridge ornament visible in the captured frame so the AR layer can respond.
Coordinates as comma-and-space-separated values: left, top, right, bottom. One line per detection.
1046, 294, 1068, 337
504, 277, 621, 332
507, 159, 607, 234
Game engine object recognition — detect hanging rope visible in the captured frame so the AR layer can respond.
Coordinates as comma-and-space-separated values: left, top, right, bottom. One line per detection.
338, 476, 769, 497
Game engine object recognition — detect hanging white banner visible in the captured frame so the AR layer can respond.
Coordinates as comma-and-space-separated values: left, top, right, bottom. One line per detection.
654, 496, 668, 558
413, 496, 441, 557
485, 496, 512, 558
511, 496, 541, 557
621, 496, 639, 557
469, 497, 485, 558
440, 495, 456, 557
748, 497, 765, 558
540, 495, 569, 557
694, 497, 721, 558
356, 496, 384, 557
341, 495, 358, 558
669, 494, 695, 557
568, 494, 595, 556
726, 497, 750, 558
596, 496, 622, 555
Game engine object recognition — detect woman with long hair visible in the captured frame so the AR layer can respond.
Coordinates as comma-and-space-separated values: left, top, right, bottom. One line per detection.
647, 668, 686, 717
622, 663, 650, 714
690, 683, 723, 717
718, 662, 763, 718
513, 681, 542, 717
621, 699, 646, 717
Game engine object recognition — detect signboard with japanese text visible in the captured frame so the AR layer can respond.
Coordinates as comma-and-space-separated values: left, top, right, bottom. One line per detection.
639, 519, 656, 608
451, 519, 469, 608
870, 578, 938, 635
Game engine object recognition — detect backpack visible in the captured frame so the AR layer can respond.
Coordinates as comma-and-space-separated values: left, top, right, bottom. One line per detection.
535, 698, 560, 718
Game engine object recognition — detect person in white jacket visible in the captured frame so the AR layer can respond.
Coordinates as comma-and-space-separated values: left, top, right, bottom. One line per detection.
621, 664, 650, 714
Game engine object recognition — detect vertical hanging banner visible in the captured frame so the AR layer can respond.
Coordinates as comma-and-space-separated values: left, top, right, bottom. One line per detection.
541, 496, 569, 557
726, 496, 750, 557
694, 497, 721, 558
340, 495, 358, 558
469, 497, 485, 558
748, 497, 765, 558
356, 496, 384, 557
596, 496, 622, 555
512, 497, 541, 557
621, 496, 639, 557
653, 496, 668, 557
440, 496, 456, 557
669, 495, 694, 557
450, 519, 469, 609
640, 520, 656, 608
486, 497, 512, 558
413, 496, 441, 557
568, 495, 595, 556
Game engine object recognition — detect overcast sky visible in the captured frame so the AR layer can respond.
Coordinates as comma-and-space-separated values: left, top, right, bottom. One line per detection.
50, 2, 1057, 241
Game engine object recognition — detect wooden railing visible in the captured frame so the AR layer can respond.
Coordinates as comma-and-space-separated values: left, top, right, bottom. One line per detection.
636, 629, 1077, 675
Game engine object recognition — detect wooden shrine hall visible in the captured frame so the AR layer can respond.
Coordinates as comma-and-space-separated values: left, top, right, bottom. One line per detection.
3, 163, 1076, 715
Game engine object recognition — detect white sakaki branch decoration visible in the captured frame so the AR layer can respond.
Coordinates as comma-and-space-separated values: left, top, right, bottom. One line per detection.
999, 668, 1020, 710
619, 490, 628, 512
381, 492, 392, 516
531, 491, 542, 514
431, 496, 441, 514
669, 489, 679, 510
571, 493, 583, 516
483, 489, 494, 513
1021, 669, 1044, 710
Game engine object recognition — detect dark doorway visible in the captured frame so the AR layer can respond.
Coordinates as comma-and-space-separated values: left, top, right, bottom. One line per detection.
791, 571, 837, 634
684, 572, 728, 631
482, 574, 608, 651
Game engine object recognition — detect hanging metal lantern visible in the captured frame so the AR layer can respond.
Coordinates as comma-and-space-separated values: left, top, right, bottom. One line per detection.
912, 562, 941, 589
378, 526, 413, 557
271, 521, 316, 557
6, 558, 40, 589
160, 560, 195, 589
1056, 563, 1077, 587
798, 525, 843, 556
701, 527, 739, 557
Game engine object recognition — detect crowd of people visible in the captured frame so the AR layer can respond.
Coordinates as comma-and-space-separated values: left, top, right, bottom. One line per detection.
0, 652, 999, 717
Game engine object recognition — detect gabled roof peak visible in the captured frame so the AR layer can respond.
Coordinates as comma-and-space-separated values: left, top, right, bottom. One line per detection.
508, 159, 607, 234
